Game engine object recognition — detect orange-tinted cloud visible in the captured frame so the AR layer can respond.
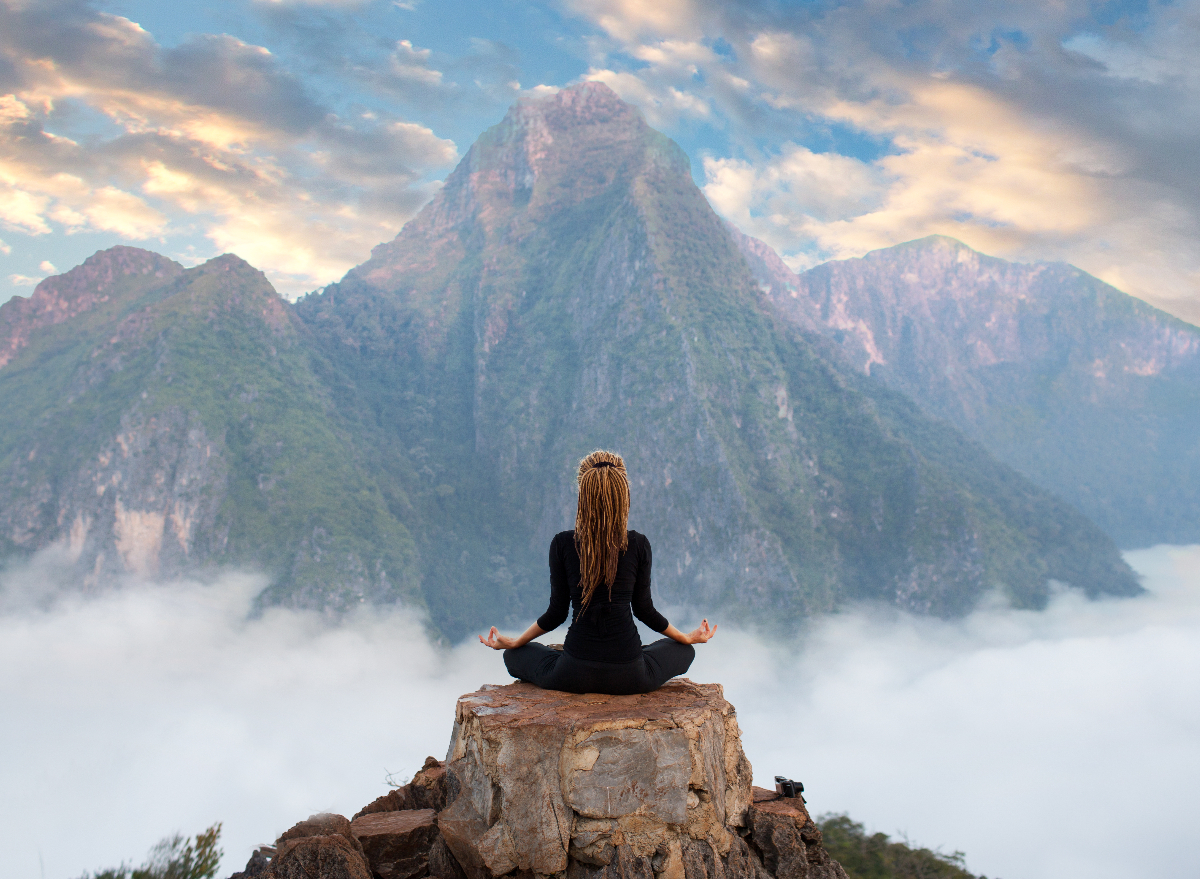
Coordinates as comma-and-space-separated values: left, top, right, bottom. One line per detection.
0, 2, 457, 297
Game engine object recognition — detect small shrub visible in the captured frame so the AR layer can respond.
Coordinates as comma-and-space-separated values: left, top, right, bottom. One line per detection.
818, 814, 985, 879
79, 823, 223, 879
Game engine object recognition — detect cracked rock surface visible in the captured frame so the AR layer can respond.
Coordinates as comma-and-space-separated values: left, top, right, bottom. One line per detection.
230, 682, 847, 879
439, 680, 753, 879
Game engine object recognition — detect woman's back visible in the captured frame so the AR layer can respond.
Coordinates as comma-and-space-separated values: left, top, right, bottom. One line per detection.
479, 449, 716, 695
541, 530, 668, 663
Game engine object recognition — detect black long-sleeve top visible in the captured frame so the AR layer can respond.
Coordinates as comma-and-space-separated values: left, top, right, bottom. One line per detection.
536, 529, 669, 663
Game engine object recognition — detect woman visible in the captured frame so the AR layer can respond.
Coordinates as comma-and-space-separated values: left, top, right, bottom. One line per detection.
479, 450, 717, 695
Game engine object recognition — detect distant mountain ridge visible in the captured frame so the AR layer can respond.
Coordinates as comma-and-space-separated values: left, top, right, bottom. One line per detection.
0, 248, 420, 610
0, 84, 1140, 636
732, 229, 1200, 547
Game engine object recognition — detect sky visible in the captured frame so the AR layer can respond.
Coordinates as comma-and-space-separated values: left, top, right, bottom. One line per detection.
2, 543, 1197, 879
1, 0, 1200, 323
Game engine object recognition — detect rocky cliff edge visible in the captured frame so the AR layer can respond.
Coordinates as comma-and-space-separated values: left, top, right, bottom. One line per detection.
231, 681, 846, 879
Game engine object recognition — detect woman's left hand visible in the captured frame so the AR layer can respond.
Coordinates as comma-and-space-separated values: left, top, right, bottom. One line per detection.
479, 626, 518, 650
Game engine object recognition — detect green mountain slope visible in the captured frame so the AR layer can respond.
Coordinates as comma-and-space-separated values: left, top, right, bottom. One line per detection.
734, 230, 1200, 548
0, 85, 1140, 636
296, 83, 1138, 637
0, 248, 420, 610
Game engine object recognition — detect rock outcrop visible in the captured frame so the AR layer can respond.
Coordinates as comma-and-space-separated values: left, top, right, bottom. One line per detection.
231, 681, 846, 879
439, 680, 751, 879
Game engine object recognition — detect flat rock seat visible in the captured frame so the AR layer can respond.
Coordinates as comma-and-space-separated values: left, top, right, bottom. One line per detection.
438, 679, 753, 879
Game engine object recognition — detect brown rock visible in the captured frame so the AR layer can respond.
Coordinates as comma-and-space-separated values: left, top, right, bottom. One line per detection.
722, 835, 766, 879
409, 758, 448, 812
746, 796, 847, 879
439, 680, 752, 879
428, 836, 468, 879
566, 845, 655, 879
228, 848, 272, 879
355, 788, 415, 818
350, 810, 440, 879
681, 838, 726, 879
355, 758, 449, 819
277, 814, 365, 860
271, 835, 372, 879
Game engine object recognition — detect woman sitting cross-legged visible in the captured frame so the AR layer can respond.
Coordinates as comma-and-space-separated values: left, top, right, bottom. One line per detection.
479, 450, 717, 695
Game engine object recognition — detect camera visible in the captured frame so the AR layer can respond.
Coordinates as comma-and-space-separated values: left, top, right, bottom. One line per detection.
774, 776, 804, 798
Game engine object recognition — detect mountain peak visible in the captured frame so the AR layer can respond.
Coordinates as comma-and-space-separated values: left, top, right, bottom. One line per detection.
194, 252, 270, 279
39, 245, 180, 298
348, 80, 679, 290
508, 81, 639, 130
0, 246, 182, 369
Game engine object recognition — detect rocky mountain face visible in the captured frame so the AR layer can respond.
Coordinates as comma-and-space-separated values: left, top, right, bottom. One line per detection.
732, 230, 1200, 547
0, 248, 420, 610
295, 82, 1137, 636
0, 83, 1140, 636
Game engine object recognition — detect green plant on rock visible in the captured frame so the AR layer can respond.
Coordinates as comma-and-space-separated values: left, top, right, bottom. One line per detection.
818, 814, 985, 879
79, 823, 222, 879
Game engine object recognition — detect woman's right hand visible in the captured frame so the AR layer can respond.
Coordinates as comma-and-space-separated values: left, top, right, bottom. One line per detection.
686, 619, 718, 644
479, 626, 518, 650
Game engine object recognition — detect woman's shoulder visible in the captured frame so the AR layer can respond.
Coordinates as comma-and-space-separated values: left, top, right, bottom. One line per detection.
551, 530, 576, 549
626, 530, 651, 550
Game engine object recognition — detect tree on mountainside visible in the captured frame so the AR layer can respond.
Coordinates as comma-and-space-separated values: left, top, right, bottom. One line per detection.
819, 814, 985, 879
79, 824, 222, 879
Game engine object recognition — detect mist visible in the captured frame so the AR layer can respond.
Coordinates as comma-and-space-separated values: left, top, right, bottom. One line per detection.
2, 547, 1197, 879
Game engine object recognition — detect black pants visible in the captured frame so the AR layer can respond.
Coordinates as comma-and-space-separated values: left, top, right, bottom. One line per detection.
503, 639, 696, 695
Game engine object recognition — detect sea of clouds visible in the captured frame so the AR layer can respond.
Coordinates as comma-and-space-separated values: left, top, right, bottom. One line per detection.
2, 545, 1197, 879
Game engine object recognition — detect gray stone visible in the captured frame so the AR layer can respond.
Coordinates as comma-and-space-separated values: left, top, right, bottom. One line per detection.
565, 729, 690, 823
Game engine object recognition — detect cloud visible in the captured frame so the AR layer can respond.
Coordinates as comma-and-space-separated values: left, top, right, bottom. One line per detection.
565, 0, 707, 42
0, 561, 496, 879
694, 544, 1200, 879
388, 39, 444, 86
0, 1, 458, 297
7, 272, 37, 285
703, 146, 884, 271
584, 67, 711, 128
564, 0, 1200, 321
37, 259, 54, 272
0, 237, 10, 254
1, 543, 1196, 879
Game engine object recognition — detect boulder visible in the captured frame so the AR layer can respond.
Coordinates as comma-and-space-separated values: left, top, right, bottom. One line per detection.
438, 680, 753, 879
272, 835, 372, 879
350, 810, 440, 879
273, 813, 372, 879
277, 814, 363, 857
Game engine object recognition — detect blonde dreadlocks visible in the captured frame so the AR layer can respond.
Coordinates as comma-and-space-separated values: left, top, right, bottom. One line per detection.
574, 450, 630, 613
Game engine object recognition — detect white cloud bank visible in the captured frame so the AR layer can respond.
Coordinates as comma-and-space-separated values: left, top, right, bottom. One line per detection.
1, 546, 1197, 879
